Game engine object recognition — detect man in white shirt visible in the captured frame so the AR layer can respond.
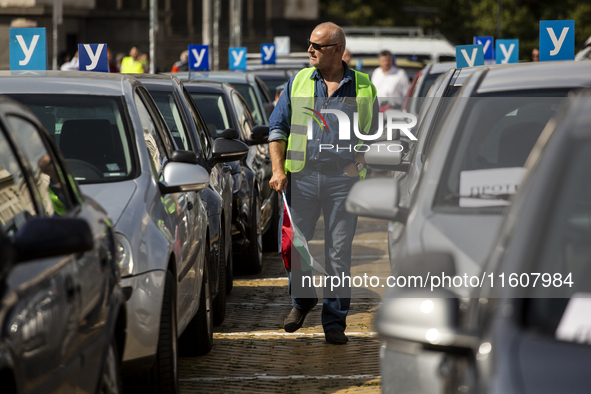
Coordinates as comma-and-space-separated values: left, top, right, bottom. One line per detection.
371, 50, 409, 108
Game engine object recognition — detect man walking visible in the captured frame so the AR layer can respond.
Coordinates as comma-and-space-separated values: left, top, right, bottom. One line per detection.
268, 22, 377, 345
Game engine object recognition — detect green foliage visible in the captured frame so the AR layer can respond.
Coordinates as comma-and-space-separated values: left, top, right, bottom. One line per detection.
320, 0, 591, 61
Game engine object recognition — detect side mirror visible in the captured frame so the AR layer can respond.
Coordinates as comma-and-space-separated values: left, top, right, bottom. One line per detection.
246, 125, 269, 145
158, 162, 210, 194
14, 217, 94, 263
364, 141, 408, 172
345, 177, 407, 222
221, 128, 240, 140
170, 149, 198, 164
210, 138, 249, 165
378, 252, 476, 351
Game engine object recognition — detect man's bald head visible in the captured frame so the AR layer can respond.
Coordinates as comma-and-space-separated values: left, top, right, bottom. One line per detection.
311, 22, 346, 55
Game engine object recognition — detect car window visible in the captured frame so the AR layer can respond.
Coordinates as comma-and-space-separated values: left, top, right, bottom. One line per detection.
0, 129, 37, 236
7, 115, 72, 216
135, 92, 169, 176
255, 77, 273, 103
232, 92, 254, 140
232, 83, 264, 125
190, 92, 231, 139
182, 88, 212, 159
434, 90, 570, 209
149, 90, 193, 152
10, 94, 134, 184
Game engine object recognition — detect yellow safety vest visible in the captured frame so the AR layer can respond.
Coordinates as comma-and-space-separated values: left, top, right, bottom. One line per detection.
285, 67, 376, 179
120, 57, 144, 73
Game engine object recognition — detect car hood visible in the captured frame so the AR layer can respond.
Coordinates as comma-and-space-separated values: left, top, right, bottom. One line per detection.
80, 180, 137, 225
421, 212, 503, 278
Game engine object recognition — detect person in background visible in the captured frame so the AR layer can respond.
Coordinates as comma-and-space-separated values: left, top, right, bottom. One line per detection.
60, 51, 79, 71
120, 46, 144, 73
342, 48, 352, 67
107, 48, 118, 73
532, 48, 540, 62
116, 52, 125, 72
171, 50, 189, 72
371, 50, 409, 109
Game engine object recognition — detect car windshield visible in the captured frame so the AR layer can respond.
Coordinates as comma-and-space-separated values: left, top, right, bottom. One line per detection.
10, 94, 134, 184
261, 78, 288, 93
434, 89, 571, 209
149, 90, 192, 151
231, 83, 264, 125
190, 92, 231, 138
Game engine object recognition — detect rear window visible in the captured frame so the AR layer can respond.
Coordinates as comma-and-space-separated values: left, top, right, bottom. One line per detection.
10, 94, 135, 184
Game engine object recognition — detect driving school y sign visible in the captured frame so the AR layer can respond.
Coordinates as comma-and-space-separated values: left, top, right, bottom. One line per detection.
10, 28, 46, 70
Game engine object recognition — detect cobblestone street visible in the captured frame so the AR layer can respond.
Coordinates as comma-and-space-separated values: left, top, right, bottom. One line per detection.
179, 218, 389, 393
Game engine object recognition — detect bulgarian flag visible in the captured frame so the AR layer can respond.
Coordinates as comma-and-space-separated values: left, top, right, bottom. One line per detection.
281, 192, 328, 275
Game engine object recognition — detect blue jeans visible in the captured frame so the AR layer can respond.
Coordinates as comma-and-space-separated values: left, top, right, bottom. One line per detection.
285, 168, 358, 332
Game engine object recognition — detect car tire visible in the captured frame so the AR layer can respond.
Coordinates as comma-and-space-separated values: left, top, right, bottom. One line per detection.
179, 253, 213, 356
96, 338, 122, 394
213, 230, 227, 326
148, 270, 178, 393
262, 191, 281, 253
243, 191, 263, 274
226, 250, 234, 294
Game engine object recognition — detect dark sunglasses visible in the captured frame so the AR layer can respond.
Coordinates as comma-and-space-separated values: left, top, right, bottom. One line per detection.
307, 40, 338, 51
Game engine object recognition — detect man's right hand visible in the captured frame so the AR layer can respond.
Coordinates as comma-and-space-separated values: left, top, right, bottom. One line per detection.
270, 171, 288, 193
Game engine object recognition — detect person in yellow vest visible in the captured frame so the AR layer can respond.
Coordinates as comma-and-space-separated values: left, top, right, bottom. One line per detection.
268, 22, 378, 345
120, 46, 144, 73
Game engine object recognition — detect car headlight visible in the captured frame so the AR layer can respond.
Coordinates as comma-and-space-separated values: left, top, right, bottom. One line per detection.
232, 173, 243, 193
114, 232, 134, 277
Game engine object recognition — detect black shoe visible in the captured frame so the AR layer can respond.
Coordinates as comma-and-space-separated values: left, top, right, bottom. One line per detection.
283, 306, 314, 333
325, 328, 348, 345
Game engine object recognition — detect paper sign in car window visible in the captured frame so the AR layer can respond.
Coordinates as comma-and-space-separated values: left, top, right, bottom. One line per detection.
459, 167, 526, 208
556, 294, 591, 344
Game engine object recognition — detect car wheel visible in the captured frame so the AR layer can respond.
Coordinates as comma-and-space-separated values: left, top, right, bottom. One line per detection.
179, 253, 213, 356
148, 270, 178, 393
96, 338, 122, 394
262, 191, 281, 253
213, 229, 227, 326
244, 191, 263, 274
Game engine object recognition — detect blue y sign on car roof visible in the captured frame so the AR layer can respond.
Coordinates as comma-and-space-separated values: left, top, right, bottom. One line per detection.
261, 44, 276, 65
229, 47, 247, 70
473, 36, 494, 60
78, 44, 109, 72
9, 28, 46, 70
456, 44, 484, 68
189, 45, 210, 71
496, 39, 519, 64
540, 20, 575, 61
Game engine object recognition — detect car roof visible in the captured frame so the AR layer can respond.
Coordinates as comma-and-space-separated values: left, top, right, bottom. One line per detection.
182, 80, 231, 94
133, 73, 181, 91
476, 60, 591, 93
0, 70, 137, 95
169, 71, 254, 84
428, 62, 456, 74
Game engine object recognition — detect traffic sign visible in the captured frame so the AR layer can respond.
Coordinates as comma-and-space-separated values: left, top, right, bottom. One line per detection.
189, 45, 210, 71
78, 43, 109, 72
261, 44, 276, 64
9, 28, 46, 70
456, 45, 484, 68
540, 20, 575, 61
495, 39, 519, 64
474, 36, 494, 60
274, 36, 290, 56
229, 47, 247, 70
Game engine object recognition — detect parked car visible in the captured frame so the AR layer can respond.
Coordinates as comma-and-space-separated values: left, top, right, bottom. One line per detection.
172, 71, 273, 125
403, 62, 455, 116
184, 81, 280, 274
0, 71, 246, 393
347, 60, 591, 393
248, 69, 295, 95
375, 88, 591, 394
0, 96, 125, 393
134, 73, 248, 320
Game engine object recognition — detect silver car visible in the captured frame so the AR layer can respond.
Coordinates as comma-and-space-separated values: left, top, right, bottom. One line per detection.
0, 71, 247, 393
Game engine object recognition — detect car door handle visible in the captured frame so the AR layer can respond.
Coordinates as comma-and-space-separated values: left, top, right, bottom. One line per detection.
65, 276, 76, 301
222, 164, 232, 174
187, 201, 194, 211
264, 158, 271, 164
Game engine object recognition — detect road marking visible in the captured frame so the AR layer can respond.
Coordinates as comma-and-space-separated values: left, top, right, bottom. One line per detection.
234, 277, 288, 281
180, 374, 381, 382
227, 302, 381, 306
308, 239, 388, 244
215, 331, 378, 337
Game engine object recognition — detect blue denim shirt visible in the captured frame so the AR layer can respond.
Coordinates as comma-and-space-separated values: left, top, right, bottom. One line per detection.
269, 62, 378, 164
